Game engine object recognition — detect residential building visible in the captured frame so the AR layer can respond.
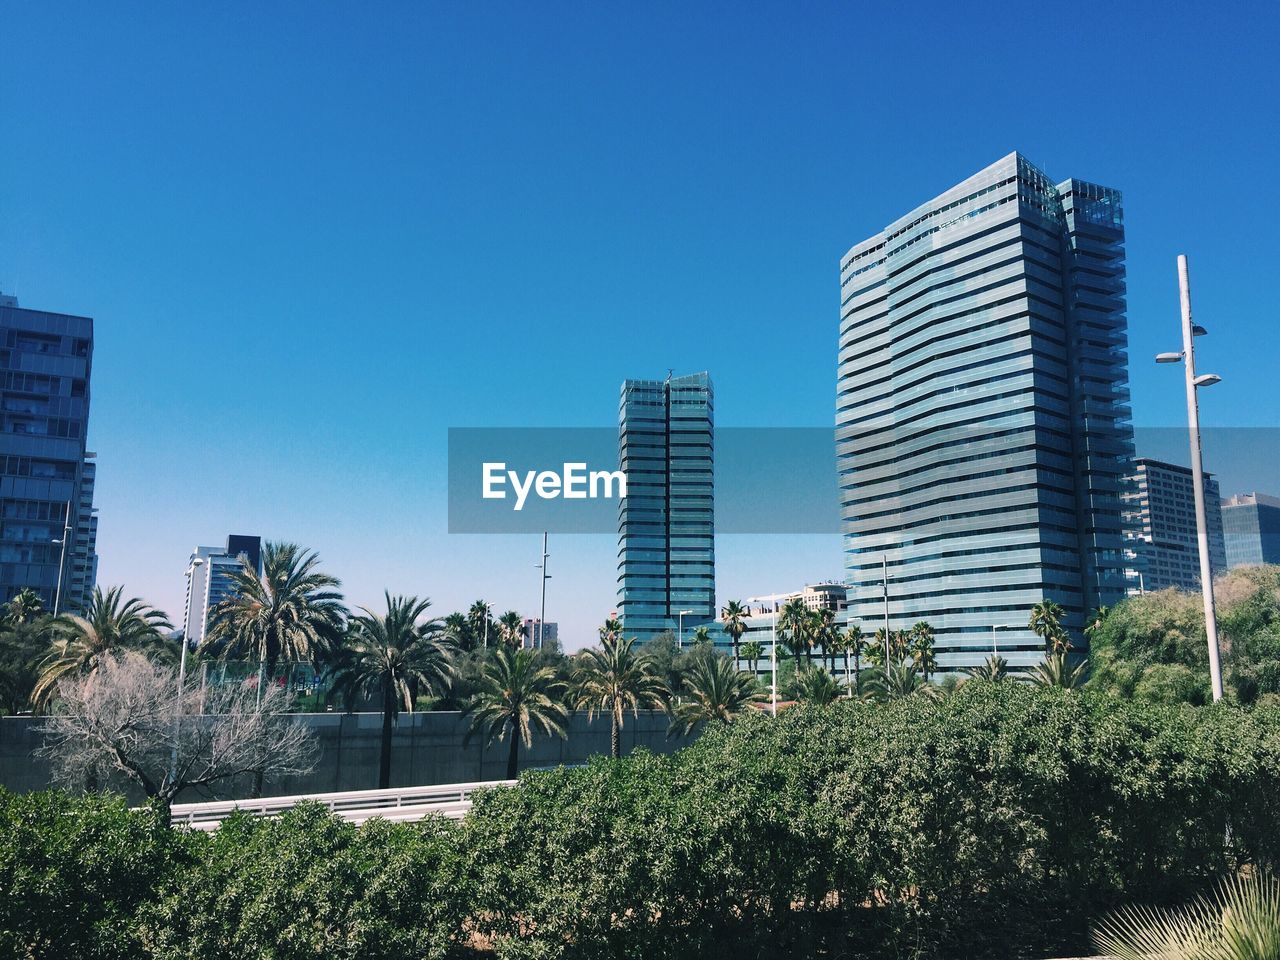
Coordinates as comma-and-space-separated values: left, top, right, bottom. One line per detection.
1221, 493, 1280, 567
837, 153, 1135, 672
520, 618, 559, 650
616, 372, 715, 644
0, 292, 97, 611
181, 535, 263, 648
1122, 458, 1226, 592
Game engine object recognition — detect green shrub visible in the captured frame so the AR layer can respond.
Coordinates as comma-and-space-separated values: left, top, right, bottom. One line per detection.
0, 789, 188, 960
139, 802, 470, 960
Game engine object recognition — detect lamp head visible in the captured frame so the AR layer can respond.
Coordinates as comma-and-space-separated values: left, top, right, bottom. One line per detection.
1156, 352, 1184, 364
1193, 373, 1222, 387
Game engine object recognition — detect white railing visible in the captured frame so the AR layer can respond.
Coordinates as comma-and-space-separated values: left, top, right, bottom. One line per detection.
166, 779, 516, 830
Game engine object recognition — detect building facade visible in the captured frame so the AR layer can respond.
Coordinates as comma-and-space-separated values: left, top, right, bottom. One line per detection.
616, 372, 715, 644
1122, 458, 1226, 592
1221, 492, 1280, 568
837, 153, 1135, 672
520, 618, 559, 650
0, 293, 98, 611
181, 535, 263, 648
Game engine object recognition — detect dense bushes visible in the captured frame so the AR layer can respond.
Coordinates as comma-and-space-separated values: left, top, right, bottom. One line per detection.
3, 685, 1280, 959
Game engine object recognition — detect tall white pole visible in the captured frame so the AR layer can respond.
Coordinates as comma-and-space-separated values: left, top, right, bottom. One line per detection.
52, 501, 71, 616
770, 594, 777, 717
538, 532, 549, 650
882, 554, 890, 677
1178, 254, 1224, 702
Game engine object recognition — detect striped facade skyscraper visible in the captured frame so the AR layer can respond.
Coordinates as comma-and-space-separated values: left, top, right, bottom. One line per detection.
837, 153, 1134, 671
616, 372, 715, 644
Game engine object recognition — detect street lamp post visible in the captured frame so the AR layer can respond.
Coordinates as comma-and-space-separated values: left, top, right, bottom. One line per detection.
173, 557, 205, 782
536, 532, 550, 650
748, 594, 779, 717
51, 500, 72, 616
1156, 253, 1224, 701
677, 609, 694, 650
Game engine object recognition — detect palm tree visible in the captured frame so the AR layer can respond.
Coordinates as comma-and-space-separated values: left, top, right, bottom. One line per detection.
814, 608, 838, 672
740, 639, 764, 677
331, 594, 455, 788
668, 651, 762, 736
910, 621, 937, 680
1030, 652, 1088, 689
442, 612, 469, 647
964, 653, 1010, 683
1029, 599, 1070, 656
843, 624, 864, 694
1094, 871, 1280, 960
32, 586, 171, 707
794, 665, 842, 706
463, 646, 568, 779
467, 600, 492, 649
690, 625, 713, 650
0, 616, 49, 714
202, 542, 345, 689
865, 629, 888, 672
5, 588, 45, 625
598, 617, 623, 644
573, 633, 665, 758
497, 610, 525, 649
777, 597, 811, 668
720, 600, 749, 667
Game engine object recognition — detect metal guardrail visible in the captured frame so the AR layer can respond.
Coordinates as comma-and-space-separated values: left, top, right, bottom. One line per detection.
166, 779, 516, 830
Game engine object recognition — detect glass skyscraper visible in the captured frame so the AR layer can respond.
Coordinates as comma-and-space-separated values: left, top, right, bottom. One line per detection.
1221, 493, 1280, 568
837, 153, 1134, 671
0, 292, 98, 611
616, 372, 715, 644
1122, 457, 1226, 592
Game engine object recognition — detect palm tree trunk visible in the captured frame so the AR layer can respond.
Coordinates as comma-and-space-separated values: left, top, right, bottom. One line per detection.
379, 678, 394, 789
506, 723, 520, 780
854, 649, 861, 695
611, 714, 620, 759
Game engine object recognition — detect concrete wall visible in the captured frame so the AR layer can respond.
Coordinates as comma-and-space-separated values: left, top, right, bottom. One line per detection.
0, 710, 684, 802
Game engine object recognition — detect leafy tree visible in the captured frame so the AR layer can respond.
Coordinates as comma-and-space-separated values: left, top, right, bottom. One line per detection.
720, 600, 749, 666
0, 617, 49, 714
463, 646, 568, 779
1030, 652, 1088, 689
573, 633, 666, 758
202, 542, 345, 687
330, 594, 455, 788
32, 586, 172, 708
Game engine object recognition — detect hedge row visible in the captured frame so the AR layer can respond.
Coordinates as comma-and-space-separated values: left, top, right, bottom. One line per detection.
3, 683, 1279, 959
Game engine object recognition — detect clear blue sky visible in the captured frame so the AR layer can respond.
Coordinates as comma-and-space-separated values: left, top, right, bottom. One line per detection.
2, 1, 1277, 649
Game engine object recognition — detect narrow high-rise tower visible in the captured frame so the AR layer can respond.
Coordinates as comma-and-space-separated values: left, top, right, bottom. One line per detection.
0, 292, 98, 611
837, 154, 1134, 671
616, 372, 714, 644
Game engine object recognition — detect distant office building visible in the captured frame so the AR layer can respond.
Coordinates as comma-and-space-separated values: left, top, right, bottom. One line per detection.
837, 153, 1135, 672
1221, 493, 1280, 568
520, 618, 558, 650
181, 535, 263, 648
1123, 458, 1226, 592
616, 372, 715, 644
0, 292, 98, 610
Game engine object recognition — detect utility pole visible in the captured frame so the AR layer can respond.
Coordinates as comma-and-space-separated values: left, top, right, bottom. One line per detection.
1177, 255, 1224, 701
536, 532, 550, 649
52, 501, 72, 616
882, 554, 890, 678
